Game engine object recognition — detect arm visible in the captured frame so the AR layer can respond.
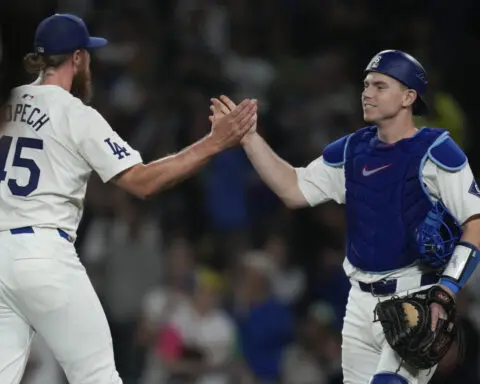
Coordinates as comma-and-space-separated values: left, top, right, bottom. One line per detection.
427, 160, 480, 296
242, 132, 307, 208
211, 96, 345, 208
431, 214, 480, 331
458, 215, 480, 249
418, 139, 480, 330
113, 99, 257, 199
113, 136, 215, 199
440, 214, 480, 296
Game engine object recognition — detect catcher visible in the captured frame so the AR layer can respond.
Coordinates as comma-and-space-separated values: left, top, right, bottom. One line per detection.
210, 50, 479, 383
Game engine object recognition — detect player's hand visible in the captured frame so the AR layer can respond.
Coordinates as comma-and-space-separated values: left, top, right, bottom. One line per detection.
208, 98, 257, 151
430, 302, 448, 331
430, 284, 455, 331
209, 95, 258, 145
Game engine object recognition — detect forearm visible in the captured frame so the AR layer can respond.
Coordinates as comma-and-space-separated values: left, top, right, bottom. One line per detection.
440, 217, 480, 295
242, 133, 307, 208
115, 135, 218, 199
458, 216, 480, 248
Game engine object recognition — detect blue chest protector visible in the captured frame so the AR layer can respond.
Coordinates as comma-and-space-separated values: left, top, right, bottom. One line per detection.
323, 126, 467, 272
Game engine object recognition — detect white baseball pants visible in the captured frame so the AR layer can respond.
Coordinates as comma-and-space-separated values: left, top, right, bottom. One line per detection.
0, 227, 122, 384
342, 281, 437, 383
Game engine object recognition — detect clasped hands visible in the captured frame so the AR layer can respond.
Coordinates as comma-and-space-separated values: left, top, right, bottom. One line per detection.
208, 95, 257, 149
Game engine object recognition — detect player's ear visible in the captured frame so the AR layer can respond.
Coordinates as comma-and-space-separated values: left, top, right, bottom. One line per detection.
72, 50, 82, 73
402, 89, 417, 109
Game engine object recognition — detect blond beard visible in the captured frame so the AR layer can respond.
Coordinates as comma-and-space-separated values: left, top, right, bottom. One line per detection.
71, 68, 92, 104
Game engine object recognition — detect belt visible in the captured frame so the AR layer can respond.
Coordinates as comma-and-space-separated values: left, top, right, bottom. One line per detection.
358, 272, 439, 296
10, 226, 72, 242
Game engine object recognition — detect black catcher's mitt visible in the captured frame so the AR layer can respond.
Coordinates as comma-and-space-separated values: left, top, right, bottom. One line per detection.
374, 285, 461, 370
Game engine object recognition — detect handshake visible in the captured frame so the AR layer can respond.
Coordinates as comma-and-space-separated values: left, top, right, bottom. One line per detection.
206, 95, 258, 153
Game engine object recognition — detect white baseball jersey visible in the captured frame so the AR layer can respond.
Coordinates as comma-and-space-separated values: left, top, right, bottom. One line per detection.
0, 84, 142, 238
295, 154, 480, 279
296, 145, 480, 383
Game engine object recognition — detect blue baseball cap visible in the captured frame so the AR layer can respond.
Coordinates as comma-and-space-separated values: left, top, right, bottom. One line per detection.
34, 13, 108, 55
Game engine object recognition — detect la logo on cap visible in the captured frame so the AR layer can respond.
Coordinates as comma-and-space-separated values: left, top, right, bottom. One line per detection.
369, 55, 382, 69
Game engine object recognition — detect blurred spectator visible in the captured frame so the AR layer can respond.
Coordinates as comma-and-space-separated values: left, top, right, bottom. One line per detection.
232, 250, 294, 383
81, 190, 163, 381
281, 301, 334, 384
303, 247, 350, 332
173, 0, 230, 57
203, 147, 252, 232
138, 235, 197, 347
275, 49, 359, 160
263, 232, 306, 308
282, 301, 343, 384
414, 70, 468, 150
143, 267, 235, 384
223, 29, 277, 111
139, 235, 197, 382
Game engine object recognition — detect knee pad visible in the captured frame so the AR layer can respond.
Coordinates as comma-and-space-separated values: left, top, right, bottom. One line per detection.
369, 372, 408, 384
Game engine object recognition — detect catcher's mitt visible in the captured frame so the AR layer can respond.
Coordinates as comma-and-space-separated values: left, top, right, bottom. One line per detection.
374, 285, 461, 370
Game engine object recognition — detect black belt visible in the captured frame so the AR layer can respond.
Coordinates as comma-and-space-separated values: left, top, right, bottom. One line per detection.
358, 272, 439, 296
10, 226, 72, 242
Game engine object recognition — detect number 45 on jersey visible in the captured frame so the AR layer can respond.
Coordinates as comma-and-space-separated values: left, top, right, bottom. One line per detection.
0, 136, 43, 197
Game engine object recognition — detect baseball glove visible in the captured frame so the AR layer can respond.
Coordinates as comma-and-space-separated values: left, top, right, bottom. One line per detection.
374, 285, 461, 370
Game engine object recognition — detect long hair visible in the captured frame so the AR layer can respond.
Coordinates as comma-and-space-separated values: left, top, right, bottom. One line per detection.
23, 52, 72, 75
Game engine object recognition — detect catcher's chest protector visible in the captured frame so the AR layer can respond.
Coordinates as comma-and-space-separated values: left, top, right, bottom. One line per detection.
344, 127, 445, 272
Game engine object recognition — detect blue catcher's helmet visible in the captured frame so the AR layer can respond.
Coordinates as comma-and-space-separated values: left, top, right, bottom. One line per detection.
365, 50, 428, 116
416, 201, 463, 269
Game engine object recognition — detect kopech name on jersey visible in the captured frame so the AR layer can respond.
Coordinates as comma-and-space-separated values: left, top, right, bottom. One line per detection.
3, 101, 50, 131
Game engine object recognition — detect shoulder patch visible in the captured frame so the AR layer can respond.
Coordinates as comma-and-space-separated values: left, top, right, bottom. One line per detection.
428, 134, 467, 171
469, 179, 480, 198
323, 134, 351, 167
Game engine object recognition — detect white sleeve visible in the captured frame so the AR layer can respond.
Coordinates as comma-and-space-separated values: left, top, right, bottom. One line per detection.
423, 159, 480, 224
72, 107, 143, 182
295, 155, 346, 206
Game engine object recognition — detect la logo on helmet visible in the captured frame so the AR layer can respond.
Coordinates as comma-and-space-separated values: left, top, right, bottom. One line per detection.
369, 55, 382, 69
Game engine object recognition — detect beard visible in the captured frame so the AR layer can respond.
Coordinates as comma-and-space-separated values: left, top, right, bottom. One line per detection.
71, 66, 92, 105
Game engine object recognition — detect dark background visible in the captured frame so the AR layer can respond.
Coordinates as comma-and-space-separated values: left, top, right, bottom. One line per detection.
2, 1, 480, 383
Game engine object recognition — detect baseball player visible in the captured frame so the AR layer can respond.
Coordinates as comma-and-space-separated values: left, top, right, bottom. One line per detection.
211, 50, 480, 383
0, 13, 256, 384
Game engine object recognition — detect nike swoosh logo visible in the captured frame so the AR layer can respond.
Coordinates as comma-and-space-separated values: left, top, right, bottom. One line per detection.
362, 164, 392, 176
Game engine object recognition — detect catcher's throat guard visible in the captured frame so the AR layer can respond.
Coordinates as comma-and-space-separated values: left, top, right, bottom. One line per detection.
415, 200, 463, 269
